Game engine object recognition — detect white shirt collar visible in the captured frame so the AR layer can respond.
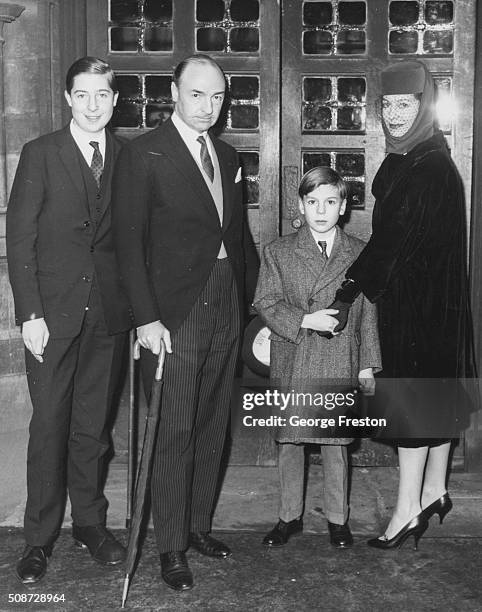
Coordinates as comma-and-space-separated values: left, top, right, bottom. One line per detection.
171, 111, 211, 150
69, 119, 106, 164
309, 225, 337, 257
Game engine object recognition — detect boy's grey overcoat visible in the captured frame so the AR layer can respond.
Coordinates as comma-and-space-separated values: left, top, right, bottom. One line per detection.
254, 224, 382, 443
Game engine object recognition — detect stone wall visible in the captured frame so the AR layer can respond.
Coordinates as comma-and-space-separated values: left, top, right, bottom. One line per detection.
0, 0, 62, 523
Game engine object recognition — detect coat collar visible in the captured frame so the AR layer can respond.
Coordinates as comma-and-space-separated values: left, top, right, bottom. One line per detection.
55, 125, 84, 197
147, 118, 227, 227
96, 130, 120, 223
53, 125, 121, 223
294, 224, 355, 296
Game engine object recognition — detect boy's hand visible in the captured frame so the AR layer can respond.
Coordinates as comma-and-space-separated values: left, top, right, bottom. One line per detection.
301, 309, 339, 334
358, 368, 375, 395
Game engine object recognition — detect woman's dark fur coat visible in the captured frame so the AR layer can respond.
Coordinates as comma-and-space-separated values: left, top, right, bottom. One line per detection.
347, 132, 476, 438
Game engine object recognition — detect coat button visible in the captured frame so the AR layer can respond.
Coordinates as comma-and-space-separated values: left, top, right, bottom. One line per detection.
90, 246, 94, 253
82, 275, 91, 282
83, 220, 90, 228
307, 298, 314, 306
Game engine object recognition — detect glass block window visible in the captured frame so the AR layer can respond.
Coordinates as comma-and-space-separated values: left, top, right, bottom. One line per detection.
196, 0, 260, 53
111, 72, 260, 131
388, 1, 454, 55
302, 151, 365, 209
302, 1, 367, 55
225, 75, 260, 130
302, 76, 366, 132
238, 151, 259, 208
112, 74, 173, 128
109, 0, 173, 53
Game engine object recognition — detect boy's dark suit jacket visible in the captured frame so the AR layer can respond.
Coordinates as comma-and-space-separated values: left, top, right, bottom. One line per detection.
6, 126, 131, 337
111, 117, 251, 332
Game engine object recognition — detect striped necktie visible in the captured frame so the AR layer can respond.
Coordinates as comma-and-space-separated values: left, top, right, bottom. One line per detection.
197, 135, 214, 182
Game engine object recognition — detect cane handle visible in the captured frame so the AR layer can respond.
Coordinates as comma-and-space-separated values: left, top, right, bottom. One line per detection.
133, 339, 141, 361
133, 339, 165, 378
155, 340, 166, 381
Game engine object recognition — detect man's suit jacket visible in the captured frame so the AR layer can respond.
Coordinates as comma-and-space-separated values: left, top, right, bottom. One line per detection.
6, 126, 132, 338
112, 118, 250, 332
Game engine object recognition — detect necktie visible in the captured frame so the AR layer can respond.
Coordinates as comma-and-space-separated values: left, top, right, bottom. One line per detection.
318, 240, 328, 263
89, 141, 103, 188
197, 135, 214, 182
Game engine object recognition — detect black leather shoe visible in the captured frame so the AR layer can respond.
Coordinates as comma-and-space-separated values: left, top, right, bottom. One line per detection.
73, 524, 126, 565
15, 545, 51, 584
262, 518, 303, 547
328, 521, 353, 548
189, 532, 231, 558
160, 551, 193, 591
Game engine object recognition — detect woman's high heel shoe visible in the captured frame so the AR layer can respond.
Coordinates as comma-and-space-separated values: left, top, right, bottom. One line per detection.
422, 492, 452, 524
367, 513, 429, 551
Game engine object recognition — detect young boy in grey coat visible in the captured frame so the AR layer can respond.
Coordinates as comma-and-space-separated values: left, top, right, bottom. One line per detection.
254, 167, 381, 548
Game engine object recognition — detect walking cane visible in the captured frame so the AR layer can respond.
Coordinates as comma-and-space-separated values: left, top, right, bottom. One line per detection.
121, 339, 166, 609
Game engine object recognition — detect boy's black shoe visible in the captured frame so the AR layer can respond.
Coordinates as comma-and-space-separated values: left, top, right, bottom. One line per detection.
328, 521, 353, 548
16, 545, 51, 584
262, 518, 303, 547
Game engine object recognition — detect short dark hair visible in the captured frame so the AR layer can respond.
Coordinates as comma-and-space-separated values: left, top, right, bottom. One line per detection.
65, 56, 118, 94
172, 54, 224, 87
298, 166, 347, 200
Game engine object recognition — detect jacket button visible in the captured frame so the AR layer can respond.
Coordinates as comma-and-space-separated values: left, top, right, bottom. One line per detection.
82, 275, 91, 282
307, 298, 314, 306
83, 221, 90, 228
90, 246, 94, 253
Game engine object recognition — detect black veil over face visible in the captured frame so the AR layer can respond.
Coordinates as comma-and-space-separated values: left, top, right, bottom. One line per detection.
381, 60, 435, 155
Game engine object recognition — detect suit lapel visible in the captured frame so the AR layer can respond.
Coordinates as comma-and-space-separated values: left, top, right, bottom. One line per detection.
311, 227, 354, 296
56, 126, 85, 202
157, 119, 220, 224
293, 224, 327, 282
211, 136, 233, 231
96, 131, 119, 224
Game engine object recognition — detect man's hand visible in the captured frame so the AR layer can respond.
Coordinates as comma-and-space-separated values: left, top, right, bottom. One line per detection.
302, 309, 339, 334
358, 368, 375, 396
137, 320, 172, 355
22, 318, 49, 363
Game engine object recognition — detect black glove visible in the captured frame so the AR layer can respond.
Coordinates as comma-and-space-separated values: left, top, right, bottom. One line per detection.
316, 280, 361, 338
329, 298, 351, 333
335, 279, 361, 304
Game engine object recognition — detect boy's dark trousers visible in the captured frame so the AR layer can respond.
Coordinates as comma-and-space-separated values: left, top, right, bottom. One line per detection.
23, 284, 125, 547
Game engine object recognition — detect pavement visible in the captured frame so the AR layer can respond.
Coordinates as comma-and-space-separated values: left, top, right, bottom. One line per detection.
0, 464, 481, 611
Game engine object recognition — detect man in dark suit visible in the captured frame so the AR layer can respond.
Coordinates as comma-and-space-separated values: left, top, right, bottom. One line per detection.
6, 57, 131, 584
112, 54, 251, 591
